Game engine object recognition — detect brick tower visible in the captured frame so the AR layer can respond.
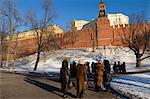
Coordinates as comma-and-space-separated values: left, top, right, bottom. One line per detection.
96, 0, 113, 46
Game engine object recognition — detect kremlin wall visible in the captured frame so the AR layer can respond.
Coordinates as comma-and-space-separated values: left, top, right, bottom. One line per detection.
61, 0, 129, 48
3, 0, 150, 60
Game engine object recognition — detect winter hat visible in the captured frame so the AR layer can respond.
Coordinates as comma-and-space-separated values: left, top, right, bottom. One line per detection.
64, 57, 70, 61
70, 59, 73, 64
99, 58, 103, 64
79, 59, 85, 65
104, 56, 109, 61
64, 57, 68, 61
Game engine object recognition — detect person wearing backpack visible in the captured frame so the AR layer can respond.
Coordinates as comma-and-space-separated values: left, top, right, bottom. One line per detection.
60, 58, 70, 98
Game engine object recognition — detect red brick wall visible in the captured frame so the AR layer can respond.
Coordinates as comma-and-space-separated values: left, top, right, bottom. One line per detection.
61, 17, 114, 48
3, 19, 149, 59
10, 17, 125, 57
61, 26, 96, 48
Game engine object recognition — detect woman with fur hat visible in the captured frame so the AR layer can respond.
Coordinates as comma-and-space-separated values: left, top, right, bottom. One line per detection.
76, 59, 87, 98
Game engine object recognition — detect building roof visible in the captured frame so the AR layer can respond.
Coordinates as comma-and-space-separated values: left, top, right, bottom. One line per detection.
108, 13, 129, 19
82, 19, 97, 29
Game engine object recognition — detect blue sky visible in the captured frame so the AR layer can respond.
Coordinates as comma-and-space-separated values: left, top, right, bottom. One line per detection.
7, 0, 150, 29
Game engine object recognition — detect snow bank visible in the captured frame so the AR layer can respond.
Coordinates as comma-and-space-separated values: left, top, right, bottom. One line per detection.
110, 73, 150, 99
1, 47, 150, 74
1, 49, 99, 73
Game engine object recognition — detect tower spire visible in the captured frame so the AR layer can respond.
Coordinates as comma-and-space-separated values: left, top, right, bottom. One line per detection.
100, 0, 104, 4
98, 0, 107, 18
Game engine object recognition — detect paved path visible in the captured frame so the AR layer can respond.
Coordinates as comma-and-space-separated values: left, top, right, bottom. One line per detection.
0, 72, 118, 99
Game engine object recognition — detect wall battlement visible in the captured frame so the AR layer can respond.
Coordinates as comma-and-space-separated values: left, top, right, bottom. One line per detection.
111, 24, 129, 29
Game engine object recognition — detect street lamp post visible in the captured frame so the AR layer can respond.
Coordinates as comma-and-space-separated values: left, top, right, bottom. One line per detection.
104, 46, 106, 56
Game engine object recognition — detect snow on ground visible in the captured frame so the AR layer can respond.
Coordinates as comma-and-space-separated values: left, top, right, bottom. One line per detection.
110, 73, 150, 99
0, 47, 149, 98
0, 46, 150, 74
1, 49, 98, 73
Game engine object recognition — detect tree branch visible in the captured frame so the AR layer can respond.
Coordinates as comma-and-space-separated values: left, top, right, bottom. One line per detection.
140, 56, 150, 61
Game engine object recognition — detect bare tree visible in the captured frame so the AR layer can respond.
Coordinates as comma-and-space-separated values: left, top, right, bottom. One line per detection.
26, 0, 55, 71
120, 14, 150, 67
0, 19, 9, 68
0, 0, 21, 69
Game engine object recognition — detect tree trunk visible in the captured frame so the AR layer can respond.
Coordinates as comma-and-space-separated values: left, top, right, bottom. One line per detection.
13, 60, 16, 70
5, 52, 9, 69
136, 54, 141, 68
34, 51, 40, 71
0, 60, 3, 68
0, 49, 3, 68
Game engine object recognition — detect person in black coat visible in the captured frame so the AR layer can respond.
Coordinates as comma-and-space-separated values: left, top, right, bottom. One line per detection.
91, 62, 95, 74
104, 60, 111, 74
103, 60, 111, 90
85, 62, 90, 76
121, 62, 126, 74
113, 62, 117, 73
72, 61, 77, 77
60, 58, 70, 98
117, 61, 121, 74
70, 61, 77, 87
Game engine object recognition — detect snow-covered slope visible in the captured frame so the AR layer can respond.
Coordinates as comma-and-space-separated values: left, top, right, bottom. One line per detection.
1, 47, 150, 73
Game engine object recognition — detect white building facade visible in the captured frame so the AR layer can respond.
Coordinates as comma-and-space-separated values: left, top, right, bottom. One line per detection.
108, 13, 129, 28
71, 20, 89, 30
71, 13, 129, 30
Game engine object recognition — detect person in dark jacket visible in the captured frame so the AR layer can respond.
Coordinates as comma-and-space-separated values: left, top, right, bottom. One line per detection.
91, 62, 95, 74
104, 60, 111, 74
113, 62, 117, 73
70, 61, 77, 87
85, 62, 90, 77
103, 60, 111, 90
121, 62, 126, 74
60, 58, 70, 98
117, 61, 121, 74
76, 59, 87, 98
72, 61, 77, 77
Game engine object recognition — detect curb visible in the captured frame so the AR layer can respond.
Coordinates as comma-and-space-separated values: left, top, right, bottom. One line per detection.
111, 69, 150, 77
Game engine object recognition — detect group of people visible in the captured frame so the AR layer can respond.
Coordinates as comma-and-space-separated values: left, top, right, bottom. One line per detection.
113, 61, 126, 74
59, 57, 111, 98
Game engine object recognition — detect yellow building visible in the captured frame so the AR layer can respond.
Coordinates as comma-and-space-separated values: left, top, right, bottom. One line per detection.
12, 25, 64, 41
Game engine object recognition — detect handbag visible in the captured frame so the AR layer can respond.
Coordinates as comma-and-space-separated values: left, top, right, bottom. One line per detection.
84, 81, 88, 90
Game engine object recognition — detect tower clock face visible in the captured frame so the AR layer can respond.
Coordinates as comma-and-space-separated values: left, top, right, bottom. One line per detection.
99, 10, 105, 17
